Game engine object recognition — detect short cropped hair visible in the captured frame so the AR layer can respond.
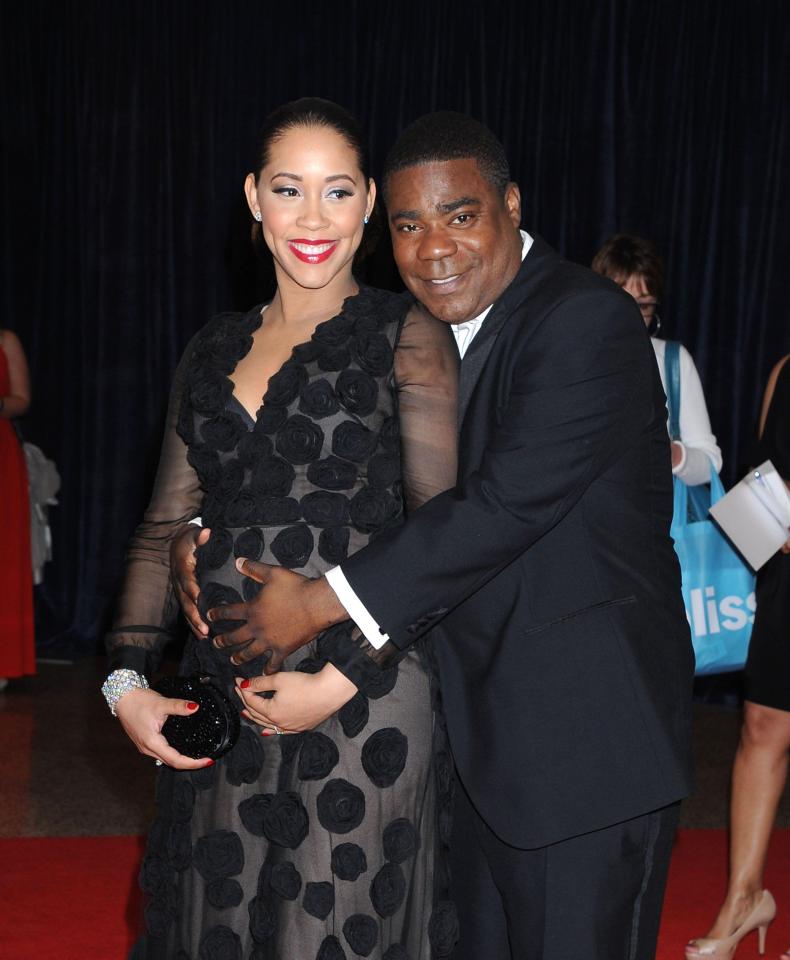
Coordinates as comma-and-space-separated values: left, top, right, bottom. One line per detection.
383, 111, 511, 197
591, 234, 665, 300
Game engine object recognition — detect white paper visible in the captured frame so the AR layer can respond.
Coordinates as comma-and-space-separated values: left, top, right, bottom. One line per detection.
755, 466, 790, 525
710, 460, 790, 571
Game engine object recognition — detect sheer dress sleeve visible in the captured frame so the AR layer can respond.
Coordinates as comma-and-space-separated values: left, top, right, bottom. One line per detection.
325, 304, 459, 685
105, 339, 202, 677
393, 303, 459, 511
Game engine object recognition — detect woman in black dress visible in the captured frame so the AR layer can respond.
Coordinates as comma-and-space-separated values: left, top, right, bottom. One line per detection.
103, 99, 459, 959
686, 355, 790, 960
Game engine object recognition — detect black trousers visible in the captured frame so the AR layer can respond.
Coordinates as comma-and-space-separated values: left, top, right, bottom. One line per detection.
450, 779, 680, 960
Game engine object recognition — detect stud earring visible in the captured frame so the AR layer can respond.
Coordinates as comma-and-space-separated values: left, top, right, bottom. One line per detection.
254, 211, 262, 222
363, 215, 370, 225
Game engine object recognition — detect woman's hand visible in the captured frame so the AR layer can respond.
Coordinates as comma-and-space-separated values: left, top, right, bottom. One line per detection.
115, 688, 214, 769
234, 664, 357, 735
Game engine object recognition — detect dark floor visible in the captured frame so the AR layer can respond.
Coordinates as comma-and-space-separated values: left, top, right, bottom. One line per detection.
1, 659, 788, 837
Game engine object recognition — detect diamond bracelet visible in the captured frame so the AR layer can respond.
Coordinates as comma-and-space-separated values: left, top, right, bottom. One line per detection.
101, 668, 149, 716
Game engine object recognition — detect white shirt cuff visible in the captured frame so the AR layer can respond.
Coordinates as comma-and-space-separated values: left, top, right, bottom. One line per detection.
325, 566, 391, 650
671, 441, 687, 476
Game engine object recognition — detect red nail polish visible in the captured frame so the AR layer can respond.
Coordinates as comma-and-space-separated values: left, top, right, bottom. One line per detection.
240, 679, 250, 689
204, 759, 214, 766
187, 702, 198, 710
262, 730, 274, 737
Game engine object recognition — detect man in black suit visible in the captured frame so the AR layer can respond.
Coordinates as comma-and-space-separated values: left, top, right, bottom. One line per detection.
191, 113, 694, 958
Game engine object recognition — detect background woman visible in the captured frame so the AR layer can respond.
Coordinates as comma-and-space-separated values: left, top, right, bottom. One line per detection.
0, 328, 35, 688
592, 234, 722, 485
102, 98, 458, 959
686, 355, 790, 960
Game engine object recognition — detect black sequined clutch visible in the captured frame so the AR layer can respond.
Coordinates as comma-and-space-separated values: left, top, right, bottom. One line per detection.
152, 675, 240, 760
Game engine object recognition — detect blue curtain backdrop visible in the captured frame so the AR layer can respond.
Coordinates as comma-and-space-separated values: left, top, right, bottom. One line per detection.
2, 0, 788, 657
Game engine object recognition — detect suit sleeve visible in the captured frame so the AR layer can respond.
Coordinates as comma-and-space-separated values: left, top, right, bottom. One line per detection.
341, 290, 656, 649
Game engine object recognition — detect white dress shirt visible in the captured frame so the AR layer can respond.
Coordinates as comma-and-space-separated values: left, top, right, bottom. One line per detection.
326, 229, 534, 649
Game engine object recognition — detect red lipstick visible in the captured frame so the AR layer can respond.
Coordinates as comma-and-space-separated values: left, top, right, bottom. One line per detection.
288, 239, 339, 264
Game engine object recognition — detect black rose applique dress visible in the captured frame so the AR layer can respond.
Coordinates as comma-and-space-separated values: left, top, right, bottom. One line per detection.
106, 287, 459, 960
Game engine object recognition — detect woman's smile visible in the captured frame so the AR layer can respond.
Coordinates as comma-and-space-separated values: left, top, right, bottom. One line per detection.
288, 239, 339, 263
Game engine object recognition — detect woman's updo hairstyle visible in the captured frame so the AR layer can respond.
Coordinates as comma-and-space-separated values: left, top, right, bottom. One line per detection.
250, 97, 380, 263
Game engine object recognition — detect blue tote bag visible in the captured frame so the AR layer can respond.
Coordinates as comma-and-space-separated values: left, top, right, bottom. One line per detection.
671, 467, 756, 675
664, 340, 710, 523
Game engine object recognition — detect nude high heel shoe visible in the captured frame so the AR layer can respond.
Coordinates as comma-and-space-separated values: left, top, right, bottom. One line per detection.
685, 890, 776, 959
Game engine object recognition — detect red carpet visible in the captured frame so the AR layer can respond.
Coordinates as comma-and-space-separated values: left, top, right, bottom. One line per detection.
0, 835, 145, 959
0, 831, 788, 959
658, 830, 790, 959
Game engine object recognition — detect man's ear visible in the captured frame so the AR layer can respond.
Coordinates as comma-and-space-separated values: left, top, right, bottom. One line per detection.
504, 182, 522, 227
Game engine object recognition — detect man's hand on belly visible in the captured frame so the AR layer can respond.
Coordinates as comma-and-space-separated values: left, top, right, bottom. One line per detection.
170, 524, 211, 638
208, 559, 347, 671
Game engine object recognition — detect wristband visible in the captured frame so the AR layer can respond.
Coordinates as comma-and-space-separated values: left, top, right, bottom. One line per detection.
101, 668, 149, 715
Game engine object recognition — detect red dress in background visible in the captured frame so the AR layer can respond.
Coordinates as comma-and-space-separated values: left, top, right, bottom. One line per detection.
0, 346, 35, 677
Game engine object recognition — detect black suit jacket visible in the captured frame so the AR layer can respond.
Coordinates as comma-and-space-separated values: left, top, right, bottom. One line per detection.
343, 236, 694, 849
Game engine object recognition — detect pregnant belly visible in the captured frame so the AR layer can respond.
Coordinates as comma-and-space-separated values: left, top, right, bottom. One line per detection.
191, 524, 329, 682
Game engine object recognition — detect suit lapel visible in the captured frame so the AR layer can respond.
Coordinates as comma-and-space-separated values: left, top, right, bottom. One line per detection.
457, 234, 558, 427
457, 300, 511, 426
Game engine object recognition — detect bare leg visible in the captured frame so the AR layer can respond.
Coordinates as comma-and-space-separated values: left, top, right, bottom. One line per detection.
697, 702, 790, 943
